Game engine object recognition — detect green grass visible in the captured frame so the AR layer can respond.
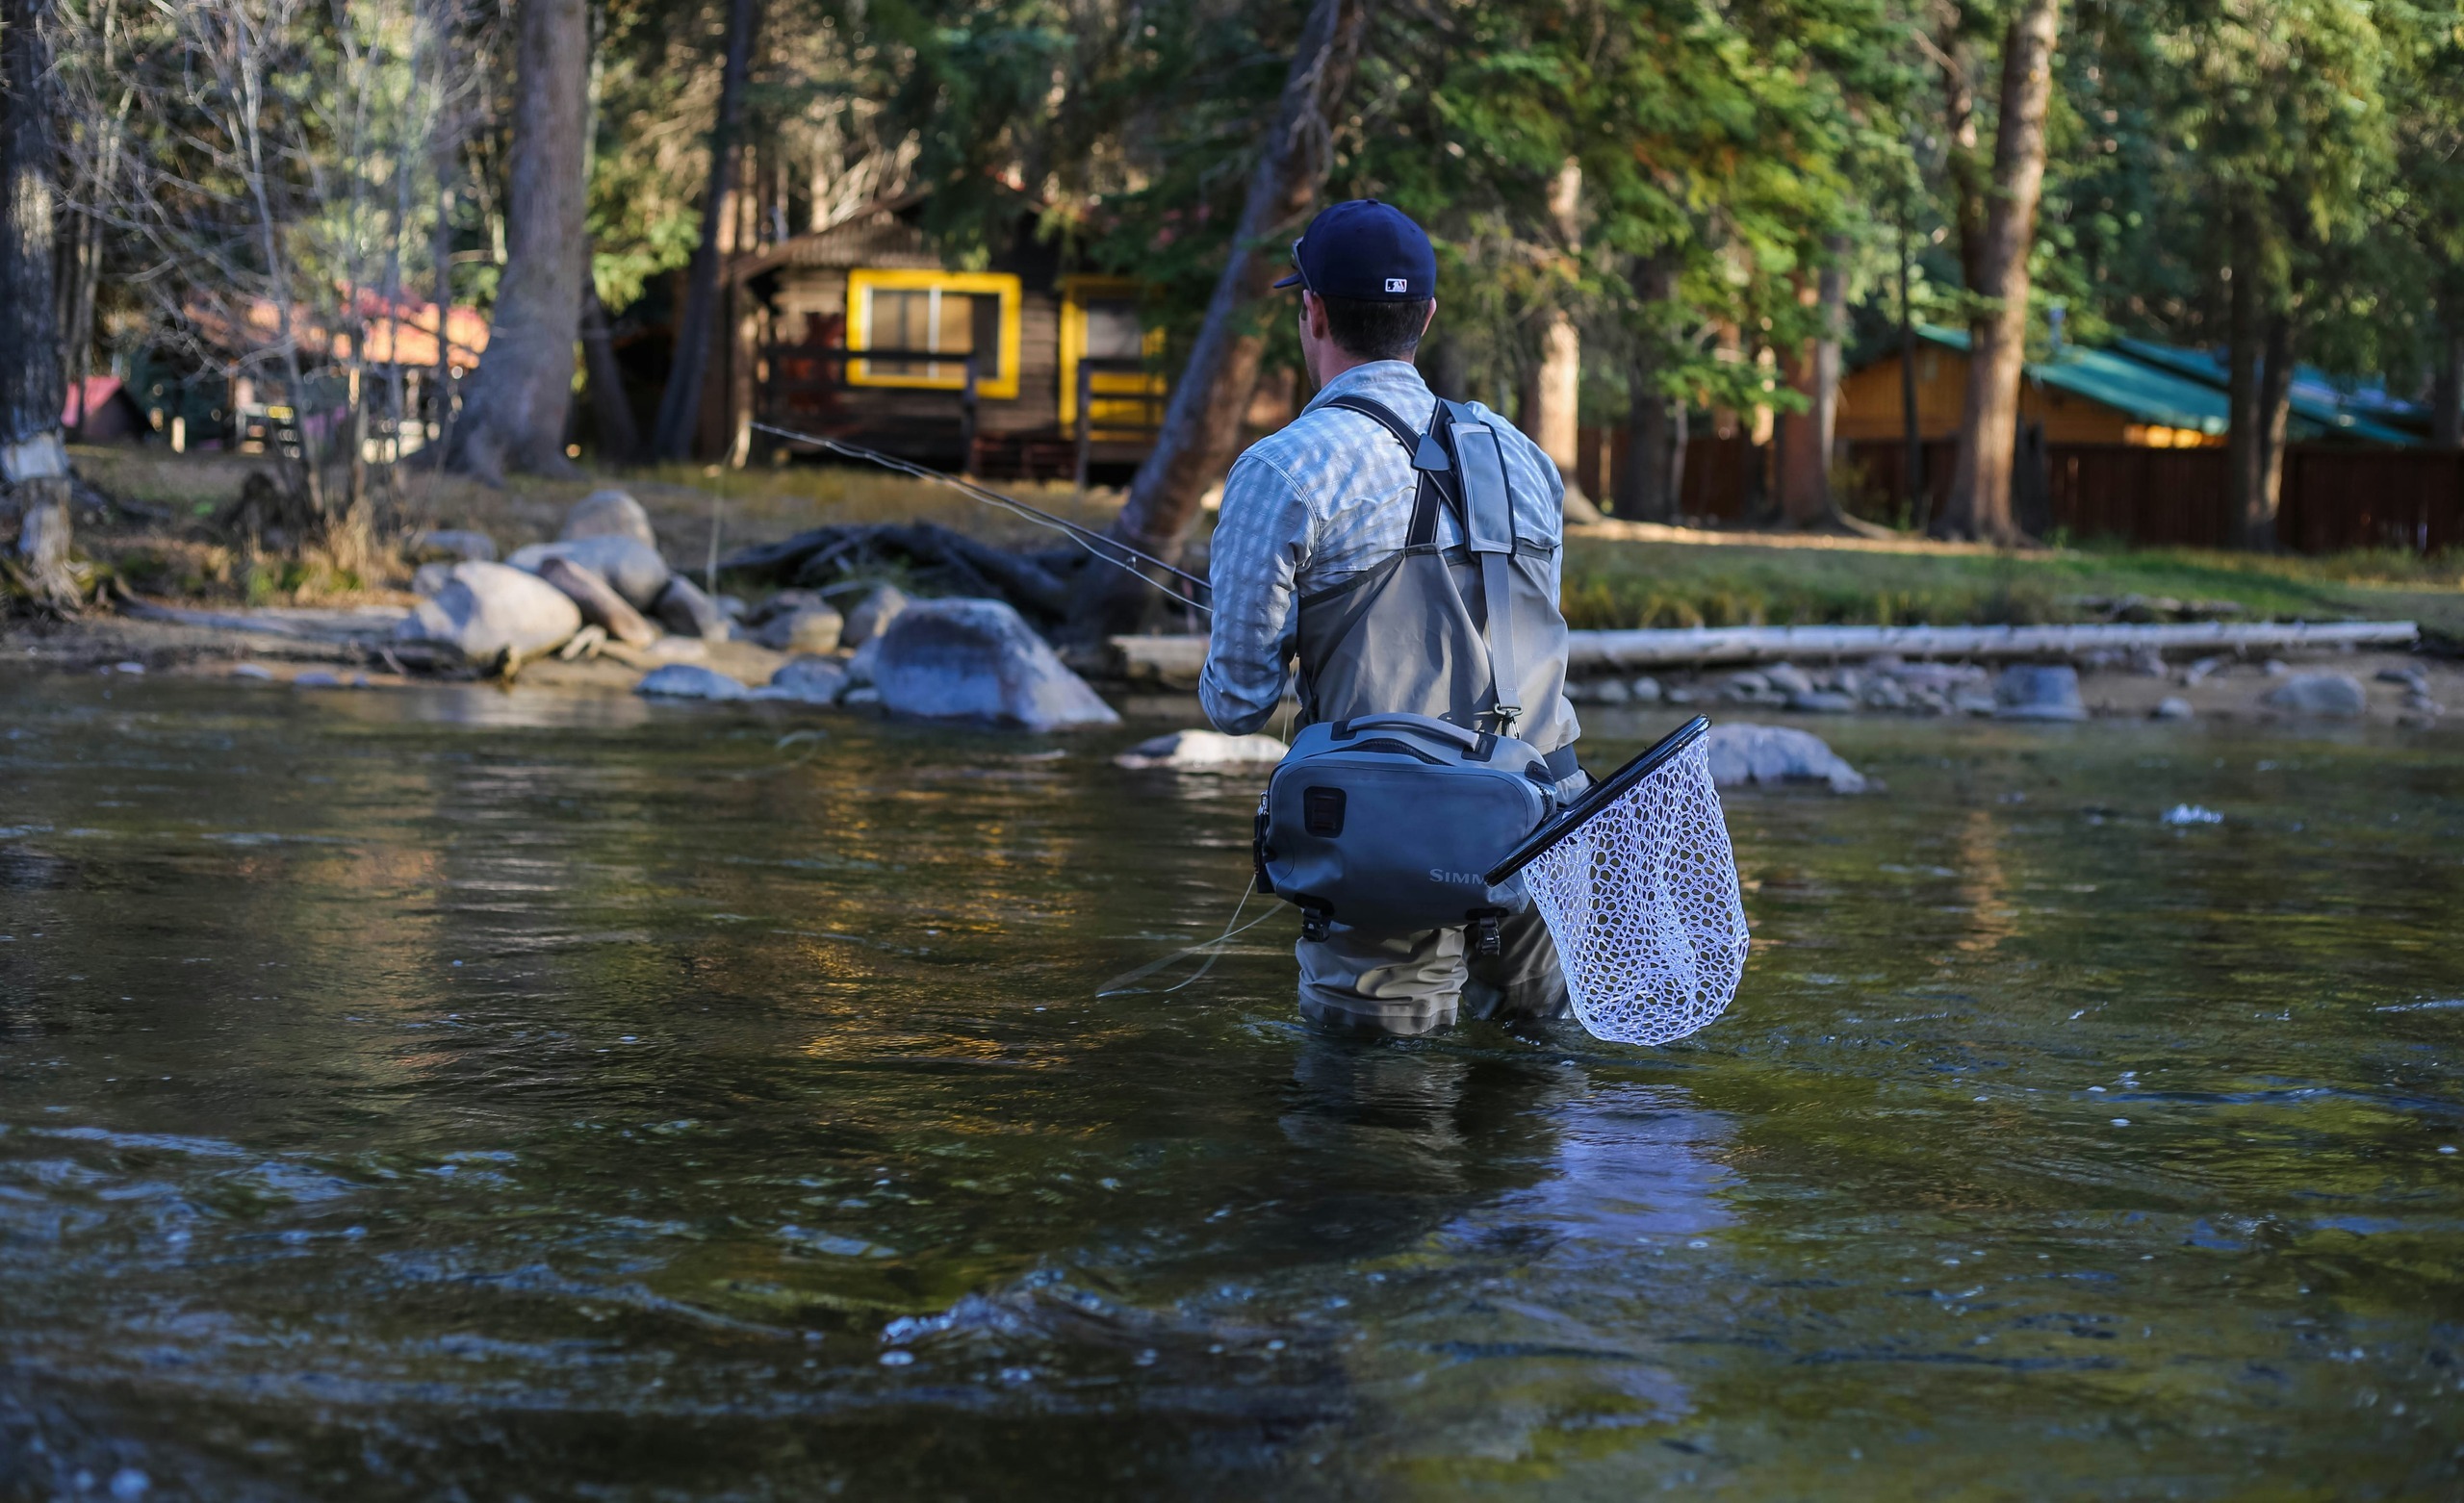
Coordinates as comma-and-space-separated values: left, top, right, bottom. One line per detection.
1560, 536, 2464, 636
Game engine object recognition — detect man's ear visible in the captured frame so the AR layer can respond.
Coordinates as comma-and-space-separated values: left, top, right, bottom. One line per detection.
1419, 297, 1439, 341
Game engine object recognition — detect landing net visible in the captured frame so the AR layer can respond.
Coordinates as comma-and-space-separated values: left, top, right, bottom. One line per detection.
1501, 724, 1749, 1046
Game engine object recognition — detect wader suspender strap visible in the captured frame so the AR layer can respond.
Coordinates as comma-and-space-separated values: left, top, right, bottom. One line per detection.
1318, 394, 1525, 735
1319, 395, 1455, 547
1441, 400, 1525, 734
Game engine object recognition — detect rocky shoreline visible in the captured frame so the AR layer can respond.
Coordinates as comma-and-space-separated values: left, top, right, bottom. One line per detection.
7, 486, 2454, 735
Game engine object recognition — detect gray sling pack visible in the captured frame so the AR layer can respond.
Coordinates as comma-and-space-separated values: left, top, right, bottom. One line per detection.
1254, 395, 1567, 950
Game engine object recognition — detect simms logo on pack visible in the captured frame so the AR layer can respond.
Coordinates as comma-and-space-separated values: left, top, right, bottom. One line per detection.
1428, 868, 1485, 885
1386, 277, 1409, 293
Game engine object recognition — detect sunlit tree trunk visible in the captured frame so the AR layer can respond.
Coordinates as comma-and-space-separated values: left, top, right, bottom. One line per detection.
1067, 0, 1373, 639
446, 0, 590, 483
1937, 0, 2060, 545
650, 0, 759, 462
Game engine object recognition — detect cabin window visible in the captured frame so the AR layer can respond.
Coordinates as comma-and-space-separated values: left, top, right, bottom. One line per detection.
846, 269, 1021, 398
1060, 276, 1166, 431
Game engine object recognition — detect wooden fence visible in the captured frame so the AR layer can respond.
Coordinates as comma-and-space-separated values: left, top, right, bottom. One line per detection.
1578, 425, 2464, 553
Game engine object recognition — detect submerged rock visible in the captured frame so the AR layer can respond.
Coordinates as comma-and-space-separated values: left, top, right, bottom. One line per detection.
635, 664, 749, 701
1114, 729, 1289, 770
1994, 664, 2088, 721
841, 583, 909, 648
506, 536, 671, 610
867, 598, 1120, 731
394, 561, 581, 663
1705, 723, 1867, 794
2262, 672, 2367, 718
559, 489, 657, 548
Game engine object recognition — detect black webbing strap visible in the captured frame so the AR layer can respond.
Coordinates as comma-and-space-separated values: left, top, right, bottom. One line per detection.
1319, 394, 1459, 548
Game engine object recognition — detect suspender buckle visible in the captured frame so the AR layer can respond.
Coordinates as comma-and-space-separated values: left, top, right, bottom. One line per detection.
1470, 909, 1504, 957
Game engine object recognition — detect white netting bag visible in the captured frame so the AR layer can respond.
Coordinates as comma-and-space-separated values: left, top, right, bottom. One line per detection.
1520, 736, 1750, 1045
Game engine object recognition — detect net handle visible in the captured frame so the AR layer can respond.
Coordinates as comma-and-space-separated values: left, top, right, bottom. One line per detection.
1482, 716, 1710, 886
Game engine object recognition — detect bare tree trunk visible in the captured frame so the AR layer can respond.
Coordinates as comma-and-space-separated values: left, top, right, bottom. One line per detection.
1, 0, 67, 485
1898, 211, 1925, 526
2225, 218, 2260, 543
1780, 259, 1845, 527
581, 260, 639, 463
1618, 255, 1678, 522
2246, 310, 2294, 550
446, 0, 590, 483
649, 0, 759, 462
1937, 0, 2060, 544
1521, 159, 1595, 519
1068, 0, 1373, 638
1932, 13, 1986, 298
2429, 318, 2463, 450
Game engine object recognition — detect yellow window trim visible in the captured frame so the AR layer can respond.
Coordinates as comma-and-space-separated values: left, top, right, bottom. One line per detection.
847, 268, 1022, 399
1059, 274, 1166, 430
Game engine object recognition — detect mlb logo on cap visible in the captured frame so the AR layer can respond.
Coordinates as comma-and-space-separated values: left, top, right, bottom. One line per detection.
1273, 199, 1438, 302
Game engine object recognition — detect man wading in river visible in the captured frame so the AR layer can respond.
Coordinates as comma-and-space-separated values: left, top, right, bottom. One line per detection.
1200, 200, 1584, 1036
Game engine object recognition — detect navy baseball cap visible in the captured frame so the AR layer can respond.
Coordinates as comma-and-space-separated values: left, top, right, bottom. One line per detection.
1272, 199, 1436, 301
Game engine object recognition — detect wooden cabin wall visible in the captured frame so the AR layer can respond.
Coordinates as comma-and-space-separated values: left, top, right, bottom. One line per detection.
1838, 347, 2147, 446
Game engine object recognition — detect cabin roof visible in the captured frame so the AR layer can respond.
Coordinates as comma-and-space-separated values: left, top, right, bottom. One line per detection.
729, 212, 943, 283
1900, 326, 2419, 446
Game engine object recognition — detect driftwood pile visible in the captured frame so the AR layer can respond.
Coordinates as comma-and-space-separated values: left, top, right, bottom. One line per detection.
719, 523, 1088, 624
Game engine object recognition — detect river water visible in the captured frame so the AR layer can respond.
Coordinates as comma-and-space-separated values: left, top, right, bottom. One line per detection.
2, 672, 2458, 1499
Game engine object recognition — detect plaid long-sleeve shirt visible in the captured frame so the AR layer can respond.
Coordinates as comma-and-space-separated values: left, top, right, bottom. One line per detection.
1197, 360, 1569, 736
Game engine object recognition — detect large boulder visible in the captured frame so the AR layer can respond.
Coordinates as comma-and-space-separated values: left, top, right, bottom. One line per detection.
635, 664, 750, 701
506, 536, 670, 610
652, 575, 730, 640
393, 561, 581, 663
866, 598, 1120, 731
2262, 672, 2367, 718
558, 489, 657, 548
1705, 723, 1867, 794
1114, 729, 1289, 770
1994, 664, 2088, 721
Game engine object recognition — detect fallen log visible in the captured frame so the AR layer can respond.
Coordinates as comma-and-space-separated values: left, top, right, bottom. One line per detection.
1567, 620, 2419, 670
538, 556, 659, 648
1107, 619, 2422, 684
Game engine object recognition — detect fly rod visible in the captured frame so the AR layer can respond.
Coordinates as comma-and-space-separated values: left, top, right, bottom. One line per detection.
748, 420, 1212, 613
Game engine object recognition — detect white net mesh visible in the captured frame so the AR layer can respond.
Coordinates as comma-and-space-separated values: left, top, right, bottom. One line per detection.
1523, 739, 1750, 1046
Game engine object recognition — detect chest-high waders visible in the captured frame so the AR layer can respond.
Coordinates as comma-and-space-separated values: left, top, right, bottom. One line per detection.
1254, 395, 1582, 1020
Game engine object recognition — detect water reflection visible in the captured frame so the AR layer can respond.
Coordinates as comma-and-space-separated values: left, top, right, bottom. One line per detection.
0, 675, 2459, 1498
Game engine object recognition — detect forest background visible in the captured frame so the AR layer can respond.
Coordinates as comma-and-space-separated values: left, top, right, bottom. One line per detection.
4, 0, 2463, 620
